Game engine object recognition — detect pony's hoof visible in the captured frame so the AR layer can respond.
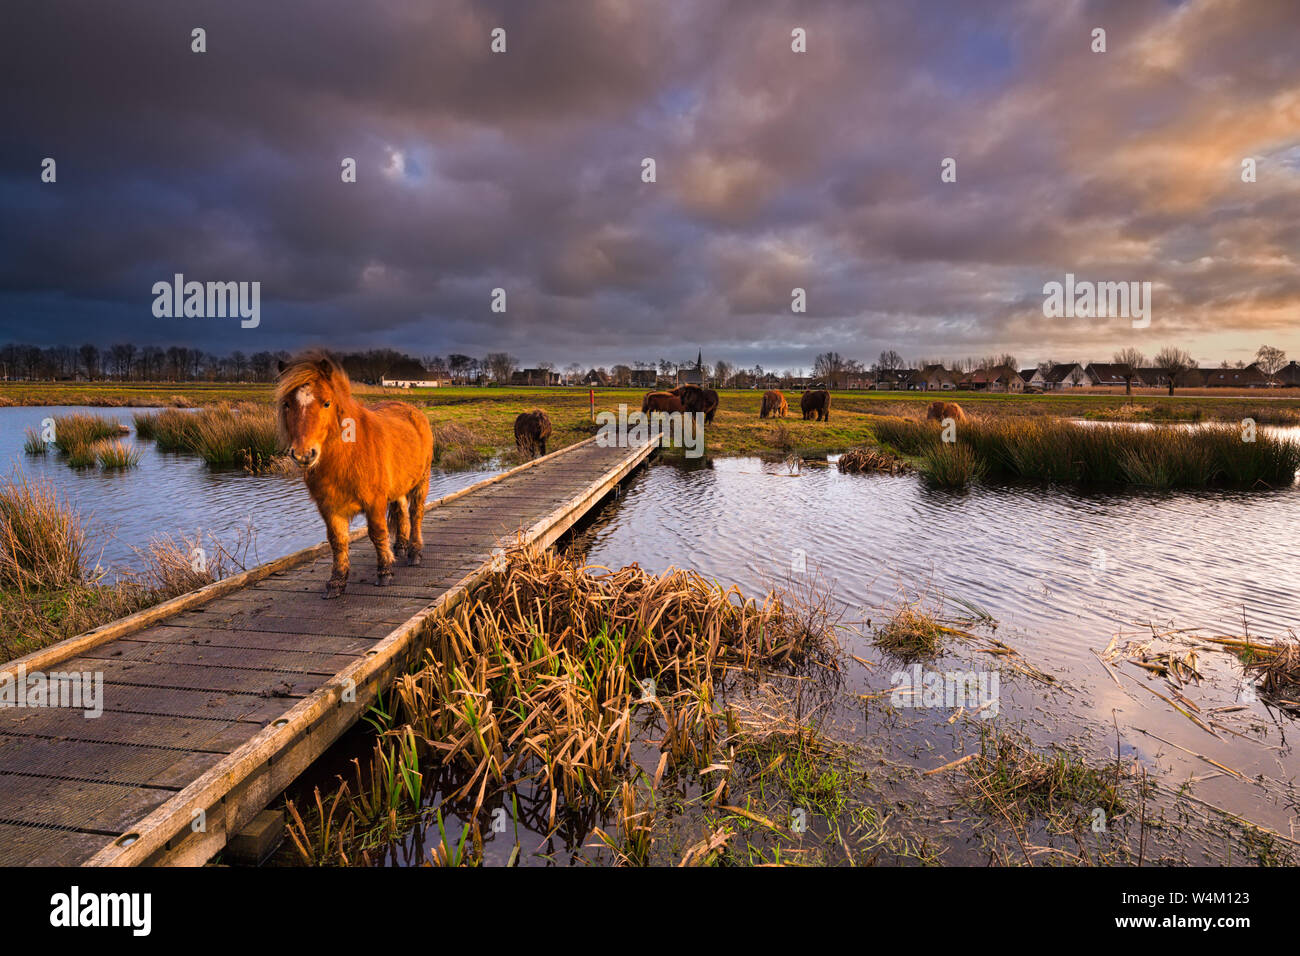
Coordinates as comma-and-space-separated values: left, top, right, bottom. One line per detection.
407, 549, 422, 567
376, 569, 393, 587
323, 580, 346, 599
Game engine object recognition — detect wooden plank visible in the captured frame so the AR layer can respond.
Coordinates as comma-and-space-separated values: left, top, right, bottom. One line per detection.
0, 824, 119, 867
120, 625, 378, 656
0, 774, 175, 832
0, 735, 223, 789
78, 639, 360, 676
61, 658, 322, 698
0, 708, 258, 753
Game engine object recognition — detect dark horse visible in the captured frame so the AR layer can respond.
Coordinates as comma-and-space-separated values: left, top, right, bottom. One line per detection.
642, 391, 685, 414
514, 409, 552, 459
671, 384, 719, 423
800, 389, 831, 421
277, 354, 434, 598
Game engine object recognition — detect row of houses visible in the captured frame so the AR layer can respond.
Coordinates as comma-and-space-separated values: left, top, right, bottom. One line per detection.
852, 360, 1300, 392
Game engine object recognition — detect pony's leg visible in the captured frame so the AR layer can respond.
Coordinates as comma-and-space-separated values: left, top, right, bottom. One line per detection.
323, 512, 350, 599
407, 474, 428, 565
365, 501, 396, 585
392, 494, 411, 558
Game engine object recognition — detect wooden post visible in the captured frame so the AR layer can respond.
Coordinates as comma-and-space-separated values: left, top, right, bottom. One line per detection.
589, 387, 595, 421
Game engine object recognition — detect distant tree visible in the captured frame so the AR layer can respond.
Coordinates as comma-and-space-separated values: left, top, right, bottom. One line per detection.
1113, 348, 1145, 396
713, 360, 733, 387
484, 352, 518, 384
1255, 345, 1286, 382
813, 352, 848, 388
1154, 346, 1194, 396
995, 353, 1018, 371
876, 350, 904, 371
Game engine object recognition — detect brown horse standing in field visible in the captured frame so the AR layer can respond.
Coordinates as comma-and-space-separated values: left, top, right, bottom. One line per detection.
277, 354, 434, 598
926, 400, 967, 423
801, 389, 831, 421
671, 384, 720, 423
642, 391, 685, 414
760, 389, 788, 418
514, 409, 552, 459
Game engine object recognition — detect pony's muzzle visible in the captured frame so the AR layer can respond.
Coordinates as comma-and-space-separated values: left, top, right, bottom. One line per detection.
290, 447, 319, 467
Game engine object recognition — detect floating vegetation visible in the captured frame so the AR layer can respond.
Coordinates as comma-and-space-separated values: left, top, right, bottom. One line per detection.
837, 447, 911, 475
92, 439, 141, 470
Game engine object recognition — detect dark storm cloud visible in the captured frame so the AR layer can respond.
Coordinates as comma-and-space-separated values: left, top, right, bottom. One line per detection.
1, 0, 1298, 370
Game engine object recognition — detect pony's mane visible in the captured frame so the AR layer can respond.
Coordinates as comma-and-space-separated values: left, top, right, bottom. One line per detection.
274, 352, 353, 406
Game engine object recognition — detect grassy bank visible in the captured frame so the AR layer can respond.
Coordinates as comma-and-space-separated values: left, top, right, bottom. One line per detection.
0, 476, 228, 662
7, 382, 1300, 461
871, 416, 1300, 489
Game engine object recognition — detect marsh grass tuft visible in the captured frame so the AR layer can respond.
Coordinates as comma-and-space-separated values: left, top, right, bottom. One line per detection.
432, 422, 485, 470
873, 603, 945, 658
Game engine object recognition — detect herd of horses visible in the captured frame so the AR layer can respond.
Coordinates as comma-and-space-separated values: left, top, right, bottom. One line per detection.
275, 354, 965, 597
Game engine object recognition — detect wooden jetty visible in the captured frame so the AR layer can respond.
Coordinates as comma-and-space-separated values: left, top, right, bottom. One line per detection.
0, 435, 656, 866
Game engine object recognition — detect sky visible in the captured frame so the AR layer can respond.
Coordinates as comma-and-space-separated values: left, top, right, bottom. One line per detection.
2, 0, 1298, 373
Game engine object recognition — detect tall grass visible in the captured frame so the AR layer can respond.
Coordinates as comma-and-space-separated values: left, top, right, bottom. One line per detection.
135, 403, 279, 470
0, 475, 85, 592
870, 416, 1300, 489
0, 481, 235, 661
93, 439, 141, 470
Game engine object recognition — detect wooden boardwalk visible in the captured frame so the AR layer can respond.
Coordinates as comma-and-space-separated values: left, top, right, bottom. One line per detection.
0, 435, 655, 866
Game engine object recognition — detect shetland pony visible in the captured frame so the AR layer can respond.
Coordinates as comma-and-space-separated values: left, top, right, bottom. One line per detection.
670, 384, 720, 423
641, 391, 685, 414
276, 354, 434, 598
514, 409, 552, 459
760, 389, 787, 418
800, 389, 831, 421
925, 400, 968, 423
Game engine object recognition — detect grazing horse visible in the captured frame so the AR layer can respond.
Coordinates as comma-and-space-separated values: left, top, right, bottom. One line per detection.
801, 389, 831, 421
925, 400, 967, 423
514, 409, 552, 459
277, 354, 433, 598
642, 391, 685, 414
760, 389, 788, 419
671, 384, 720, 423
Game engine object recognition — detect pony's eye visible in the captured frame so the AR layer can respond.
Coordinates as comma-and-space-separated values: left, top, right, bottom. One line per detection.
323, 401, 331, 408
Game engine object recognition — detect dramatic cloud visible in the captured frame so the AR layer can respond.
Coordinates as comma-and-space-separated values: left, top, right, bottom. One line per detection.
1, 0, 1297, 370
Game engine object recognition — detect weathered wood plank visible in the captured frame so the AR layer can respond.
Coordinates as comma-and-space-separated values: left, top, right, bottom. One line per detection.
0, 735, 223, 789
78, 639, 360, 676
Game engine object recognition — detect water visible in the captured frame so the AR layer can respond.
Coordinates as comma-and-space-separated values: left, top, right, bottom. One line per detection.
0, 406, 496, 572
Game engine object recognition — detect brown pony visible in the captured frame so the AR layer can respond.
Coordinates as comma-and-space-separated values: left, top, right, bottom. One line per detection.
760, 389, 787, 418
277, 354, 434, 598
514, 409, 552, 459
925, 400, 967, 423
642, 391, 685, 414
671, 384, 720, 423
800, 389, 831, 421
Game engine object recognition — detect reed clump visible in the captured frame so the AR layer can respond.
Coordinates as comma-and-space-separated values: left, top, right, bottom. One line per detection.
964, 731, 1133, 833
837, 447, 911, 475
0, 476, 230, 661
432, 422, 484, 470
870, 415, 1300, 489
873, 604, 945, 658
135, 403, 279, 470
282, 546, 836, 865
